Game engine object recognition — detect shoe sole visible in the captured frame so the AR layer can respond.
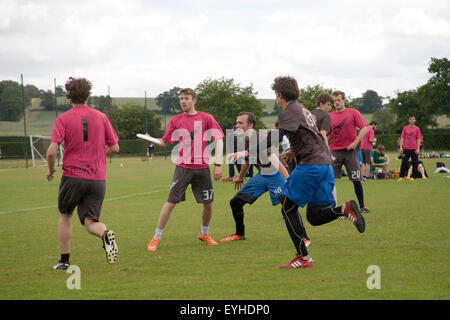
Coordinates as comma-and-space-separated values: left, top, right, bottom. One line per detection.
104, 230, 118, 264
348, 200, 365, 233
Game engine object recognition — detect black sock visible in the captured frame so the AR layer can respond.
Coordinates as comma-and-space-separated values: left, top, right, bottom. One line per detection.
61, 253, 70, 263
232, 210, 245, 236
353, 180, 365, 208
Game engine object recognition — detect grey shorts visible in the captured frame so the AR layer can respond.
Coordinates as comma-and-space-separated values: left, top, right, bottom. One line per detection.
167, 166, 214, 204
361, 149, 372, 165
58, 176, 106, 225
331, 149, 361, 181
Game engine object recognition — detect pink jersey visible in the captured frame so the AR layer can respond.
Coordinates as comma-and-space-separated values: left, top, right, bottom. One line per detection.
401, 125, 422, 150
329, 108, 367, 150
162, 111, 224, 169
361, 126, 375, 150
51, 105, 118, 180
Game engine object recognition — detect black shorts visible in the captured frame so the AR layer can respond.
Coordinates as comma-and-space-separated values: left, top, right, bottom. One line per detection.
58, 176, 106, 225
361, 149, 372, 165
331, 149, 361, 181
167, 166, 214, 204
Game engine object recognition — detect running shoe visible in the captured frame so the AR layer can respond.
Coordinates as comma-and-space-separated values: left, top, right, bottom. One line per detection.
198, 233, 218, 245
343, 200, 365, 233
53, 261, 70, 270
220, 234, 246, 242
102, 229, 118, 263
147, 237, 160, 252
280, 255, 314, 269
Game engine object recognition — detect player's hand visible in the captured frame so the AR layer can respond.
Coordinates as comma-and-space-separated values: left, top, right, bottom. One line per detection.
281, 149, 295, 161
47, 167, 56, 182
331, 155, 336, 162
347, 141, 357, 150
230, 151, 248, 163
415, 148, 420, 155
231, 176, 244, 190
213, 165, 222, 180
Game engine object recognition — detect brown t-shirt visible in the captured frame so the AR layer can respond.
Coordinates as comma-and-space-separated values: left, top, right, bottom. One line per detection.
311, 108, 331, 133
278, 101, 332, 166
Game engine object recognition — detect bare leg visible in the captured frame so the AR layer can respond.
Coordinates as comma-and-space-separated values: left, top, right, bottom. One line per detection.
156, 201, 177, 230
58, 214, 72, 254
84, 218, 107, 238
202, 203, 213, 227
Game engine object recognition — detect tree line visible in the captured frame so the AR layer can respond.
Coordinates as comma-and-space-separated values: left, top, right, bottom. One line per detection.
0, 57, 448, 138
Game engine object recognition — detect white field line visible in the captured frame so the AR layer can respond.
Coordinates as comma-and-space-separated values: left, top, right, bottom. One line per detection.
0, 189, 165, 215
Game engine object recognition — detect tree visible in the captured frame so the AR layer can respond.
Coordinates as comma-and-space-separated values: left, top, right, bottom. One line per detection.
0, 80, 29, 121
298, 84, 333, 111
89, 95, 112, 112
388, 90, 437, 132
421, 57, 450, 117
195, 77, 266, 130
355, 90, 383, 114
106, 103, 163, 139
156, 87, 181, 114
371, 108, 396, 134
39, 89, 55, 110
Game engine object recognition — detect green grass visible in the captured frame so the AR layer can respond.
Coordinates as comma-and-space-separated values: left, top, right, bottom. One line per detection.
0, 155, 449, 300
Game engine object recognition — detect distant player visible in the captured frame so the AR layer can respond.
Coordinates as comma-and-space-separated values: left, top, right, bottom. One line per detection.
220, 112, 310, 246
329, 91, 370, 213
399, 115, 422, 178
146, 88, 224, 252
147, 142, 154, 162
361, 121, 378, 180
46, 77, 119, 270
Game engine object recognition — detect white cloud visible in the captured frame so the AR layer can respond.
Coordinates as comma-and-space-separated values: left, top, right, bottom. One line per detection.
0, 0, 449, 100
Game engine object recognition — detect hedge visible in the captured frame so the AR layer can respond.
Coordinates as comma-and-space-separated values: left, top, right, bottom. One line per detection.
1, 133, 449, 159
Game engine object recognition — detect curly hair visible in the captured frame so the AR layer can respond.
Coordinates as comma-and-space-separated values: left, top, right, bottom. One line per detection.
271, 76, 299, 101
65, 77, 92, 104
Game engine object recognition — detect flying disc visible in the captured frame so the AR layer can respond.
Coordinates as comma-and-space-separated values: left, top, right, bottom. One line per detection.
136, 133, 162, 145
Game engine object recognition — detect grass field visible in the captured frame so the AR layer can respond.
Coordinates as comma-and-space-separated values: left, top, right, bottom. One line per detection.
0, 154, 449, 300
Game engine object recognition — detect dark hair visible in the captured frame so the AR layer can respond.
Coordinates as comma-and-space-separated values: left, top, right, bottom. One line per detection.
332, 90, 346, 101
271, 76, 299, 101
65, 77, 92, 104
316, 92, 334, 107
238, 111, 256, 128
370, 121, 378, 126
179, 88, 197, 100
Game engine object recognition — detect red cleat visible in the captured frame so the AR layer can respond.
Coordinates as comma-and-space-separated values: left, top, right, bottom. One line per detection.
280, 255, 314, 269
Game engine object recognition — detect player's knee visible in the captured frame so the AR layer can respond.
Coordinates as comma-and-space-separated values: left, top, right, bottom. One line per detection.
306, 206, 319, 226
230, 196, 245, 212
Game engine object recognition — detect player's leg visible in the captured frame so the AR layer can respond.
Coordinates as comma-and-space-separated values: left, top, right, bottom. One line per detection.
191, 168, 218, 245
148, 166, 189, 252
344, 150, 368, 213
54, 176, 83, 270
306, 165, 365, 233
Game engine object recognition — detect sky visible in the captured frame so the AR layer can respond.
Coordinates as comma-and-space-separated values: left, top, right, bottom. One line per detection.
1, 0, 449, 100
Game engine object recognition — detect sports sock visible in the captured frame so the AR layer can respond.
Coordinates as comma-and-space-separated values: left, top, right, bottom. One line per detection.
201, 225, 209, 235
352, 180, 365, 208
230, 196, 248, 236
61, 253, 70, 263
154, 228, 163, 240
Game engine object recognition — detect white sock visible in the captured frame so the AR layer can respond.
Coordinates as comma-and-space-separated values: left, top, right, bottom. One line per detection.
201, 225, 209, 235
154, 228, 163, 240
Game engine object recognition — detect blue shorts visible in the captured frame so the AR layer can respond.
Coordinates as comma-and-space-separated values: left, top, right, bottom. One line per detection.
283, 165, 335, 208
237, 172, 286, 206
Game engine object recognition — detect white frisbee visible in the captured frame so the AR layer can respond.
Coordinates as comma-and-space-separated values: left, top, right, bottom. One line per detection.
136, 133, 162, 145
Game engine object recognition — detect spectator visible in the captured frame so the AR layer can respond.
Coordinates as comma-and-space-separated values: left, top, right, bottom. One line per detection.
370, 145, 390, 178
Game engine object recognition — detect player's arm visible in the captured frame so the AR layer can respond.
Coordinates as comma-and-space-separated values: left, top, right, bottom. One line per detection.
145, 133, 168, 148
232, 160, 249, 190
269, 153, 289, 179
213, 138, 223, 180
46, 142, 60, 182
106, 143, 119, 155
348, 126, 367, 150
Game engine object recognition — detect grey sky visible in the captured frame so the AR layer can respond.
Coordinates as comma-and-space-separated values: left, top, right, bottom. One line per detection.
1, 0, 449, 100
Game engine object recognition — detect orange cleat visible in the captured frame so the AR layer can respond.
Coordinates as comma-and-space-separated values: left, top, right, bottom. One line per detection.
220, 234, 246, 242
147, 237, 160, 252
198, 233, 218, 245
